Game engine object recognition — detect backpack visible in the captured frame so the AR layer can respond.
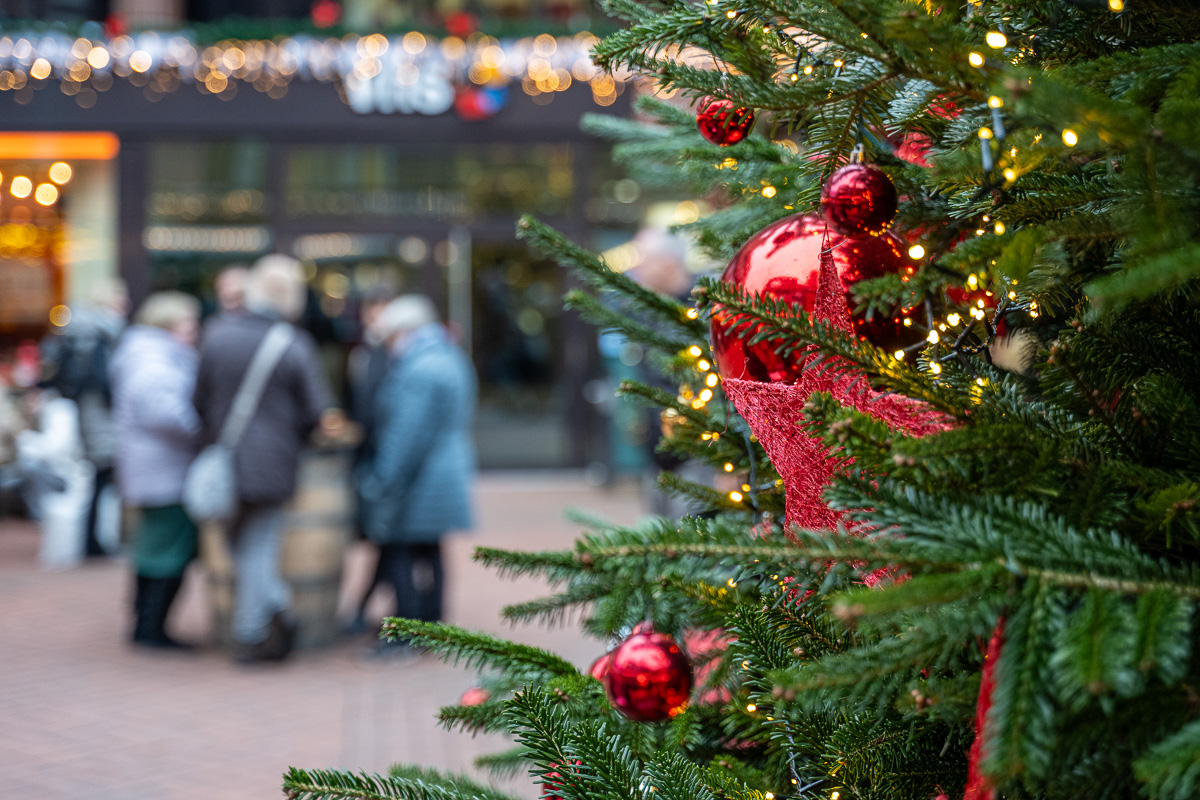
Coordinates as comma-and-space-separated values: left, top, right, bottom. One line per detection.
44, 332, 112, 402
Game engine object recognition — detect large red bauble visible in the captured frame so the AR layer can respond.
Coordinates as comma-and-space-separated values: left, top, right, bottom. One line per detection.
589, 652, 612, 681
820, 163, 898, 236
604, 624, 692, 722
696, 97, 755, 147
711, 214, 922, 382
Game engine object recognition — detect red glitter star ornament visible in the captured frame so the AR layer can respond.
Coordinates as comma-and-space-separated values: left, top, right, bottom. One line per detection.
716, 221, 948, 530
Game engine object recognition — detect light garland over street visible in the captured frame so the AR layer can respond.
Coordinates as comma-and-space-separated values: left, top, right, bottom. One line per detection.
0, 30, 631, 113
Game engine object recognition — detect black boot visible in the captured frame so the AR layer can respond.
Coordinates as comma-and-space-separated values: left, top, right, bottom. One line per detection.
132, 576, 193, 650
233, 612, 296, 664
132, 575, 150, 642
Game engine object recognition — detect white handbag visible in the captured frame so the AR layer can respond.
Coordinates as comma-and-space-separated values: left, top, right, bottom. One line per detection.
183, 323, 294, 522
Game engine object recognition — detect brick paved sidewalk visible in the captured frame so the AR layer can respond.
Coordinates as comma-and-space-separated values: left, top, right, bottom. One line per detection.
0, 472, 644, 800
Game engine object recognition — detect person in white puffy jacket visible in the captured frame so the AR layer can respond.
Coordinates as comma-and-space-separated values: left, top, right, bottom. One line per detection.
109, 292, 203, 649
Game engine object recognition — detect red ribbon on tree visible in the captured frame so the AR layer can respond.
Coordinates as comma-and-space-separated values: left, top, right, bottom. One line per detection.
963, 619, 1005, 800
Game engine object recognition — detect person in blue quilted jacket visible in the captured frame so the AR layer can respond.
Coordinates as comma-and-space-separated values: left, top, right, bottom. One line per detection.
357, 295, 477, 655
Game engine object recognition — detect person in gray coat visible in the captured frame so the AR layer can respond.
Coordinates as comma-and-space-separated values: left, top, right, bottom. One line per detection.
193, 254, 338, 663
109, 291, 203, 648
359, 295, 476, 647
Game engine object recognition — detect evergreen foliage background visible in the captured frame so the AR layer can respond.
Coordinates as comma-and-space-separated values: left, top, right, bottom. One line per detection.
285, 2, 1200, 799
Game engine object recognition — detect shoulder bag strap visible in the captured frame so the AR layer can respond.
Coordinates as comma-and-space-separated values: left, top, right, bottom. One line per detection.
217, 322, 296, 449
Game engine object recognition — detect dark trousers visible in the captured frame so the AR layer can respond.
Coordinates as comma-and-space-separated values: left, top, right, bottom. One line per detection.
84, 466, 114, 556
379, 541, 444, 623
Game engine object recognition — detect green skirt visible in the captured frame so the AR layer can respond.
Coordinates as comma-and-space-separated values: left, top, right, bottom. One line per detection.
133, 504, 198, 578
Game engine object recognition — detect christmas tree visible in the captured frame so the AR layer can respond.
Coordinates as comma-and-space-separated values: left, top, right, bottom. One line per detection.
284, 2, 1200, 799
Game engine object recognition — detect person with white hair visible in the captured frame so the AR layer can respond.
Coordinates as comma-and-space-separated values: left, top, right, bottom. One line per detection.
192, 254, 339, 663
357, 294, 477, 655
109, 291, 203, 648
214, 264, 249, 314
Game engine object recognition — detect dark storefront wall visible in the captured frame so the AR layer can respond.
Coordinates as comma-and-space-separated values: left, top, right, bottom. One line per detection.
0, 79, 634, 469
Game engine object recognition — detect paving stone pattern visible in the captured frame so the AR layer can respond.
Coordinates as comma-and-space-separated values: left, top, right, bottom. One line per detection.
0, 473, 643, 800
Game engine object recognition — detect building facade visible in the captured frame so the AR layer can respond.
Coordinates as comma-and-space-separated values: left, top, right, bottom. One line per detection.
0, 26, 646, 469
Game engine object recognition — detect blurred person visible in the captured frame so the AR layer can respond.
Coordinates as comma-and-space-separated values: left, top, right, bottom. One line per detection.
214, 265, 249, 314
40, 277, 129, 557
631, 227, 693, 301
342, 289, 395, 636
109, 291, 203, 649
358, 295, 476, 655
193, 254, 340, 664
628, 228, 711, 520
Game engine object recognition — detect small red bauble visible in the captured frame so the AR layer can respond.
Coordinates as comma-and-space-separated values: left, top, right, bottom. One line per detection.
710, 214, 923, 382
604, 624, 692, 722
543, 759, 581, 800
589, 652, 612, 681
696, 97, 755, 147
459, 686, 490, 706
820, 163, 899, 236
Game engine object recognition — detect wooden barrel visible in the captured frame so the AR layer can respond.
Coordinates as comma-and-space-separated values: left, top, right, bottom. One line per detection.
200, 451, 350, 650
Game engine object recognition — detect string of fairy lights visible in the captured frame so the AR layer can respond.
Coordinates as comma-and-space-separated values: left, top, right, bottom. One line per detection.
636, 17, 1130, 788
661, 0, 1126, 430
0, 30, 630, 109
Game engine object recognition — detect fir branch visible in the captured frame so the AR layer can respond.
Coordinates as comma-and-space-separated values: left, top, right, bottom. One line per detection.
472, 748, 532, 778
281, 767, 521, 800
1133, 720, 1200, 800
380, 620, 581, 679
516, 216, 706, 339
643, 753, 718, 800
565, 289, 697, 355
438, 701, 513, 735
500, 583, 611, 627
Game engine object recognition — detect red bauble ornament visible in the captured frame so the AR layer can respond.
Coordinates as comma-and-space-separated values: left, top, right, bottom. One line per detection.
589, 652, 612, 681
604, 624, 692, 721
895, 132, 933, 168
696, 97, 755, 147
459, 686, 490, 706
711, 214, 922, 382
838, 233, 924, 353
820, 163, 898, 236
543, 759, 582, 800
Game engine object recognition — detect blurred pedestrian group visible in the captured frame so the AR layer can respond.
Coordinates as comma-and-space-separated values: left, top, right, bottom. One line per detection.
7, 255, 477, 664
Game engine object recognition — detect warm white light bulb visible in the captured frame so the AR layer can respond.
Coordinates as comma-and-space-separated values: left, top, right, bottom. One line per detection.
49, 162, 72, 184
34, 183, 58, 206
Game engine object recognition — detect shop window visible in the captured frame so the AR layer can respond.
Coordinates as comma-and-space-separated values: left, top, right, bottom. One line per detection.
148, 140, 269, 225
285, 142, 573, 220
